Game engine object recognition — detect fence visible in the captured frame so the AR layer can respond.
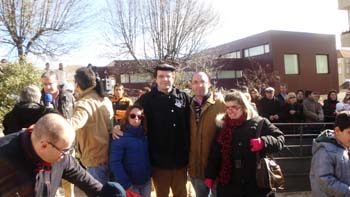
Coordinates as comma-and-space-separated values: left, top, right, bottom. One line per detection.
273, 122, 334, 192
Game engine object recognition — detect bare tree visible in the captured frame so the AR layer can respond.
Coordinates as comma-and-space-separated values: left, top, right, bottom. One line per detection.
104, 0, 218, 67
0, 0, 89, 63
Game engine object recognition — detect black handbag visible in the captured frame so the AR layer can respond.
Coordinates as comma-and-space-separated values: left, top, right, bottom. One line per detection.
255, 118, 284, 193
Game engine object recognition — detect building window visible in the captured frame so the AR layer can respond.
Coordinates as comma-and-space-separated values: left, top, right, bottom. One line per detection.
316, 55, 329, 74
120, 74, 129, 83
284, 54, 299, 74
217, 70, 243, 79
221, 50, 241, 59
244, 44, 270, 57
130, 73, 152, 83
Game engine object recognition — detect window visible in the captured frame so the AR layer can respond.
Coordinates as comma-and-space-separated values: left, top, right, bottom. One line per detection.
221, 51, 241, 59
130, 73, 152, 83
217, 70, 243, 79
120, 74, 129, 83
316, 55, 329, 74
244, 44, 270, 57
284, 54, 299, 74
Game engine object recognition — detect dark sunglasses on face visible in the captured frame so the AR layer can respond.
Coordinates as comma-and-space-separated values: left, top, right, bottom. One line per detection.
129, 113, 144, 120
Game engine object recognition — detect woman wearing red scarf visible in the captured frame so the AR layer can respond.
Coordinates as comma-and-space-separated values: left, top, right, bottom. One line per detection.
205, 90, 285, 197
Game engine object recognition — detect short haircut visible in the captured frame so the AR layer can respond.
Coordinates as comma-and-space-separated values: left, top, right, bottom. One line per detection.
304, 90, 313, 98
153, 64, 176, 77
335, 112, 350, 131
32, 113, 70, 144
20, 85, 41, 103
41, 70, 58, 80
74, 67, 96, 91
114, 84, 124, 90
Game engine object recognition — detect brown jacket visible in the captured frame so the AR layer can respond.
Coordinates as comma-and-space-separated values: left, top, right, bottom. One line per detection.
69, 87, 114, 167
188, 93, 225, 179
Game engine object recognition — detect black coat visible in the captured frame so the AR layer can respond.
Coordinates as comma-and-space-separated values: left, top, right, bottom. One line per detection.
136, 87, 191, 169
206, 116, 285, 197
2, 102, 57, 135
258, 97, 283, 122
0, 131, 103, 196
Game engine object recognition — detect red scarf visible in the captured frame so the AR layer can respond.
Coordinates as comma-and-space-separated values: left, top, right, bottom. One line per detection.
217, 113, 247, 185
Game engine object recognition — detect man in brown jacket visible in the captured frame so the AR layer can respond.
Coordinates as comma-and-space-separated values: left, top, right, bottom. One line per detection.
189, 72, 225, 197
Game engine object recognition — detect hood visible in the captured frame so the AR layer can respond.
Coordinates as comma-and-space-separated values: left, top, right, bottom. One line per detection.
312, 130, 344, 155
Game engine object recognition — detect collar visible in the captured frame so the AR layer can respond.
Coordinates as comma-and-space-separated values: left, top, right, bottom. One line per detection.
151, 86, 180, 98
20, 130, 46, 164
193, 92, 212, 106
76, 85, 96, 99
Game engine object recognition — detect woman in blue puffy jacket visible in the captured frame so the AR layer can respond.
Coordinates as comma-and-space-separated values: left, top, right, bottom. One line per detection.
109, 105, 151, 197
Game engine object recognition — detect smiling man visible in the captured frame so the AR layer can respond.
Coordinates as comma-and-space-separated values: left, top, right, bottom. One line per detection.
189, 72, 225, 197
0, 113, 125, 197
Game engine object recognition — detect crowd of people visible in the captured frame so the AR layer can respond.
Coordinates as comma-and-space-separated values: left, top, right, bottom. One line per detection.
1, 62, 350, 197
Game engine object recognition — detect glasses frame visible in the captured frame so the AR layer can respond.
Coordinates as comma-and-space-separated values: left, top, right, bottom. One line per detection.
48, 141, 73, 155
129, 113, 144, 120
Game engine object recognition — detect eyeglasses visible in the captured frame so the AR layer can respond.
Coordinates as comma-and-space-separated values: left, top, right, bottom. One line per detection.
48, 141, 73, 155
224, 105, 241, 111
129, 113, 144, 120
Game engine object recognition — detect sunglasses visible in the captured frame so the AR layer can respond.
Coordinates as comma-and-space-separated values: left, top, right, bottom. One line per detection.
129, 113, 144, 120
48, 141, 73, 155
224, 105, 241, 111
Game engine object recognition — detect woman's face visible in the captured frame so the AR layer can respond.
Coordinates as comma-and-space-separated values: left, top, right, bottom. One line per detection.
128, 108, 143, 127
330, 92, 337, 101
250, 90, 258, 99
225, 100, 243, 119
288, 95, 297, 104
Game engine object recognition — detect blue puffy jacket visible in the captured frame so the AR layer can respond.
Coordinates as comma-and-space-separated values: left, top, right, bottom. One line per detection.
109, 125, 151, 189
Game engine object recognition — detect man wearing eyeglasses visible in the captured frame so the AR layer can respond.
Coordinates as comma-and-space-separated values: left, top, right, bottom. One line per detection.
0, 113, 125, 197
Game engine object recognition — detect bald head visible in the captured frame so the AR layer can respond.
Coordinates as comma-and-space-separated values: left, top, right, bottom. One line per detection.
32, 113, 75, 163
191, 72, 211, 99
32, 113, 75, 144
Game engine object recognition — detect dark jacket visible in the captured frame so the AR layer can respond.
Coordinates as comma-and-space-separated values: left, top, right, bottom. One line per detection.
109, 125, 151, 189
206, 115, 285, 197
258, 97, 282, 122
136, 87, 191, 169
40, 88, 75, 119
2, 102, 57, 135
280, 102, 304, 123
322, 99, 338, 122
0, 131, 103, 197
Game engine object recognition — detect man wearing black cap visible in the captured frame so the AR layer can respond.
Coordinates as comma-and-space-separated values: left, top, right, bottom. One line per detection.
130, 64, 190, 197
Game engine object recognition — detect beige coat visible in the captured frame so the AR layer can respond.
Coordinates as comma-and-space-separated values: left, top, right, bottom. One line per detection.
69, 87, 114, 167
188, 94, 225, 179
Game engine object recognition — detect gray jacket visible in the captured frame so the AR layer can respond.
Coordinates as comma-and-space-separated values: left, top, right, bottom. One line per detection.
309, 130, 350, 197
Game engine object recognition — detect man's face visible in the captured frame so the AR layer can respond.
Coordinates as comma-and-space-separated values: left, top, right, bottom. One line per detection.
335, 127, 350, 148
191, 73, 210, 97
114, 87, 124, 98
156, 70, 175, 92
265, 92, 274, 100
280, 85, 287, 94
41, 75, 58, 94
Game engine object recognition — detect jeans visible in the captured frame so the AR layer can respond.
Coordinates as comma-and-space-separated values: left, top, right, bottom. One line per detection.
87, 165, 109, 184
130, 180, 152, 197
190, 177, 216, 197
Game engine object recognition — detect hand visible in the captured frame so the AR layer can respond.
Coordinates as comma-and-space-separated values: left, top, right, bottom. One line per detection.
205, 178, 215, 189
289, 110, 296, 115
101, 182, 126, 197
250, 138, 264, 152
112, 125, 124, 140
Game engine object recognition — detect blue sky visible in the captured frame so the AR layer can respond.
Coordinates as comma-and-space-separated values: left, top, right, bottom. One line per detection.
1, 0, 348, 69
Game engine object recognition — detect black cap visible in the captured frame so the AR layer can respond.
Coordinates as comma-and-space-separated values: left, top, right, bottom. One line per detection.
155, 64, 176, 72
